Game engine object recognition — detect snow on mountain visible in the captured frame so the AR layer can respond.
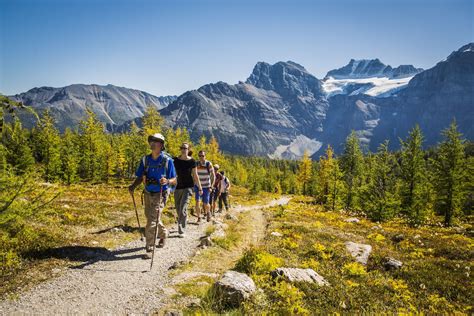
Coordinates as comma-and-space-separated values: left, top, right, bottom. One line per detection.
270, 134, 323, 160
322, 76, 414, 98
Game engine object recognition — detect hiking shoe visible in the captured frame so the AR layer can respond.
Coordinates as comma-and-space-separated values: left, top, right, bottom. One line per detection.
143, 250, 152, 260
157, 238, 165, 248
178, 233, 185, 238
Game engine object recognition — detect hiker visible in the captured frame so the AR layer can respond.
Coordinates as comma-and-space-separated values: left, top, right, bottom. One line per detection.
173, 142, 201, 237
194, 150, 215, 222
217, 170, 231, 212
128, 133, 177, 259
210, 164, 222, 216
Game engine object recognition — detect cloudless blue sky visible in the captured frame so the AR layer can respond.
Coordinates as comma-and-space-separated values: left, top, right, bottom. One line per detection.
1, 0, 472, 96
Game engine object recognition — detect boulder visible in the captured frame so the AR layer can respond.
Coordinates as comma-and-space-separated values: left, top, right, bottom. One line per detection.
225, 214, 238, 221
214, 271, 256, 307
391, 234, 405, 243
345, 241, 372, 265
199, 236, 213, 247
383, 257, 403, 270
345, 217, 360, 223
271, 268, 329, 286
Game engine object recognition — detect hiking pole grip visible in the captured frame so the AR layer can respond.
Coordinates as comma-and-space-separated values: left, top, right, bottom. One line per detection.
130, 192, 144, 241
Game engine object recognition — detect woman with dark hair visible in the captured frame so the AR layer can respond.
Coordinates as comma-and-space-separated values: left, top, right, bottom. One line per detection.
173, 142, 201, 237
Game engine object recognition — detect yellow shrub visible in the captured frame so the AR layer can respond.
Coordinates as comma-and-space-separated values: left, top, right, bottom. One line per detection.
283, 238, 299, 249
301, 258, 320, 270
342, 262, 367, 276
368, 233, 386, 242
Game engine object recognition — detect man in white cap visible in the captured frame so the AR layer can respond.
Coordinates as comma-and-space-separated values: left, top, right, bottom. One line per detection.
129, 133, 177, 259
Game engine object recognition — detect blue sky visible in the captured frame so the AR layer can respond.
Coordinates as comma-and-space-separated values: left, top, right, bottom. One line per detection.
1, 0, 472, 97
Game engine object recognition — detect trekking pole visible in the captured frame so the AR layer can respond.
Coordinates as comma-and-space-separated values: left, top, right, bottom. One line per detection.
150, 178, 164, 271
130, 191, 145, 241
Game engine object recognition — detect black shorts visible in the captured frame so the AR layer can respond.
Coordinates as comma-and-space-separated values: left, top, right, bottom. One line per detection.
209, 188, 219, 204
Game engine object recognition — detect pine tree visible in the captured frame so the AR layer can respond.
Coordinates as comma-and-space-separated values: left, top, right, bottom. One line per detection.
432, 121, 467, 226
361, 141, 400, 221
2, 118, 35, 173
78, 110, 106, 181
399, 125, 431, 225
339, 131, 364, 210
198, 135, 208, 154
315, 145, 335, 205
60, 128, 79, 184
125, 122, 147, 177
297, 150, 313, 195
34, 110, 62, 181
142, 105, 164, 143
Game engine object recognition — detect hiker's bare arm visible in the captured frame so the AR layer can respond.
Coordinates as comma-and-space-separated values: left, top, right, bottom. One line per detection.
192, 167, 202, 191
129, 177, 143, 192
160, 177, 177, 186
210, 167, 216, 187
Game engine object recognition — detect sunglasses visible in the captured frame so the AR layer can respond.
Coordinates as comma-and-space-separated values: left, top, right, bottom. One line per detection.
199, 154, 205, 157
180, 147, 189, 150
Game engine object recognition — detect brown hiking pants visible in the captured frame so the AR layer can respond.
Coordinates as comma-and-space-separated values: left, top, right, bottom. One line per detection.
144, 190, 169, 248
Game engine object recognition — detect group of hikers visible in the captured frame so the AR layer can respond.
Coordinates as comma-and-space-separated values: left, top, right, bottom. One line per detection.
128, 133, 231, 259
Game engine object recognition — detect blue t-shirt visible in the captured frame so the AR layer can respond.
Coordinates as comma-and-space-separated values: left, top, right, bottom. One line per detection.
135, 153, 176, 193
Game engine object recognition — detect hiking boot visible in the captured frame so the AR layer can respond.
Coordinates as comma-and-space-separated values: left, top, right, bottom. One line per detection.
178, 233, 185, 238
157, 238, 165, 248
143, 248, 152, 259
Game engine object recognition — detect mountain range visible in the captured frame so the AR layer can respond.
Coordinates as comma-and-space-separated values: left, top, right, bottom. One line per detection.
6, 43, 473, 159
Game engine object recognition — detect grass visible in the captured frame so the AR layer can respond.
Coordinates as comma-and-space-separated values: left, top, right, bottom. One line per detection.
173, 195, 473, 314
242, 195, 473, 314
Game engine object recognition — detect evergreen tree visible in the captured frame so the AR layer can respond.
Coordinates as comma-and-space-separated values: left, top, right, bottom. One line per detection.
315, 145, 335, 205
125, 122, 147, 177
297, 150, 312, 195
34, 110, 62, 181
432, 121, 467, 226
399, 125, 432, 225
361, 141, 400, 221
60, 128, 79, 184
142, 105, 164, 137
339, 131, 364, 210
2, 118, 35, 173
328, 157, 344, 211
78, 110, 106, 181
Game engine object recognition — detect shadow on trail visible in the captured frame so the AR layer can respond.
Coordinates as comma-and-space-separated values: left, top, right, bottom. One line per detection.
91, 224, 143, 235
24, 245, 145, 271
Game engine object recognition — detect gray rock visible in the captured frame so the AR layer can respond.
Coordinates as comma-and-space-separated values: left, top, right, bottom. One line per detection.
345, 241, 372, 265
345, 217, 360, 223
271, 268, 329, 286
391, 234, 405, 243
199, 236, 213, 247
270, 231, 283, 237
383, 257, 403, 270
214, 271, 256, 307
225, 214, 238, 221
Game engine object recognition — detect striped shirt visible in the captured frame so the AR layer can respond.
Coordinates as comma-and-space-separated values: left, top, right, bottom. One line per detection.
196, 160, 213, 188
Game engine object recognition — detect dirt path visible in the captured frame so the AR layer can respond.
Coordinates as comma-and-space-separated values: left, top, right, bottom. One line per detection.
0, 197, 290, 315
